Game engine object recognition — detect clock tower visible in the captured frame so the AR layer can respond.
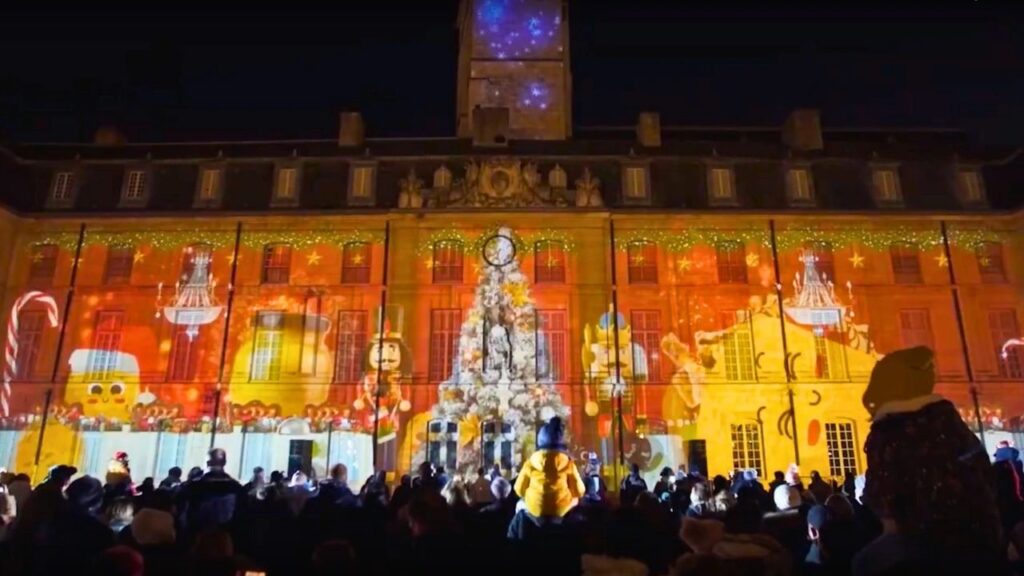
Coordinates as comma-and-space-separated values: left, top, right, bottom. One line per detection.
455, 0, 572, 140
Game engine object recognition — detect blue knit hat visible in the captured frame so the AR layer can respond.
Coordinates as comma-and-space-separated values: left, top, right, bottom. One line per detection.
537, 417, 567, 451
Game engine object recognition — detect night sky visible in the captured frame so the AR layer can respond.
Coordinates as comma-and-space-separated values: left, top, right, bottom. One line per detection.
1, 3, 1022, 145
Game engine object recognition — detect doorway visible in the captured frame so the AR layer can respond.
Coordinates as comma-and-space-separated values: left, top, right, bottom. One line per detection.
287, 439, 314, 477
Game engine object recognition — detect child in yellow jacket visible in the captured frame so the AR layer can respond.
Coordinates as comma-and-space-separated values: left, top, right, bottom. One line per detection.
513, 417, 585, 528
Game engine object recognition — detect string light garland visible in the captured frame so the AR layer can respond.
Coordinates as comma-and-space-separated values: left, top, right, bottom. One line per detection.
616, 229, 772, 252
416, 226, 576, 256
239, 230, 384, 250
776, 225, 943, 251
946, 227, 1015, 252
30, 229, 386, 253
82, 230, 237, 250
27, 232, 80, 251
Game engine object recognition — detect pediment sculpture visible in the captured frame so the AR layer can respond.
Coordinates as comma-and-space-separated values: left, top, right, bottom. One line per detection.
408, 157, 603, 209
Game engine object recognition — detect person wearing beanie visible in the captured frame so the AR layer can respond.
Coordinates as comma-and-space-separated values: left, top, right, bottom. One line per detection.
762, 484, 807, 564
130, 508, 177, 546
853, 346, 1005, 576
176, 448, 245, 536
509, 417, 585, 537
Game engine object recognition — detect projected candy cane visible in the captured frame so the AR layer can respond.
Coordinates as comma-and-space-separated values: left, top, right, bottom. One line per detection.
3, 291, 60, 417
1003, 338, 1024, 360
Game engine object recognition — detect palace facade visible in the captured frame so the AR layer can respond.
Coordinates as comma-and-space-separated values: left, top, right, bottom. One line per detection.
0, 0, 1022, 487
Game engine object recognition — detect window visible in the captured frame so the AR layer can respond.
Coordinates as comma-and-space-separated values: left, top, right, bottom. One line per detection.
124, 170, 147, 200
168, 318, 200, 381
534, 241, 566, 284
262, 245, 291, 285
432, 242, 464, 284
199, 168, 222, 201
87, 311, 125, 380
28, 244, 59, 284
275, 167, 298, 200
787, 168, 813, 202
623, 166, 648, 200
990, 310, 1023, 380
872, 168, 901, 203
804, 242, 835, 283
51, 171, 75, 201
537, 310, 568, 382
428, 420, 459, 472
957, 170, 985, 203
14, 311, 45, 380
334, 311, 368, 383
251, 312, 284, 381
716, 242, 747, 284
627, 243, 657, 284
825, 422, 858, 477
482, 420, 514, 471
899, 309, 935, 350
977, 242, 1006, 283
181, 244, 213, 282
350, 165, 375, 199
730, 423, 763, 477
429, 309, 462, 382
104, 246, 134, 285
813, 333, 832, 380
631, 311, 662, 383
890, 244, 922, 284
299, 294, 322, 375
341, 243, 371, 284
708, 167, 735, 202
721, 310, 755, 381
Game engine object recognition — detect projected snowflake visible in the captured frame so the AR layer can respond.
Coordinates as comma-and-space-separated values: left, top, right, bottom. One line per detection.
475, 0, 563, 60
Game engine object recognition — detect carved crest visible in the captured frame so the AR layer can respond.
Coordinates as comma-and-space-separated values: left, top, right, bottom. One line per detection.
421, 158, 602, 209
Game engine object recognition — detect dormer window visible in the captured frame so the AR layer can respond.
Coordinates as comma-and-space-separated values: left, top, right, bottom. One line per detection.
51, 171, 76, 202
348, 163, 377, 206
956, 169, 985, 204
195, 166, 224, 207
119, 167, 151, 207
621, 163, 650, 204
433, 165, 452, 189
872, 167, 902, 205
708, 166, 736, 205
786, 167, 814, 204
272, 164, 301, 206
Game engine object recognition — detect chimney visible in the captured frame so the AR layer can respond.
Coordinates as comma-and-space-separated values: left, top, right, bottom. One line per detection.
782, 109, 823, 151
339, 112, 365, 147
472, 106, 510, 147
93, 125, 127, 146
636, 112, 661, 148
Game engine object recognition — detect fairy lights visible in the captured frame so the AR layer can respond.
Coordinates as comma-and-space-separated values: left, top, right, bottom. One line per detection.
617, 229, 772, 252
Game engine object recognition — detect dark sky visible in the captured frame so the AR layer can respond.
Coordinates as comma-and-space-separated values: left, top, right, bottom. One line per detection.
1, 3, 1022, 146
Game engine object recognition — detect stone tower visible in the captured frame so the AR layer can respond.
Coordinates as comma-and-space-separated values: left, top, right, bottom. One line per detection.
455, 0, 572, 140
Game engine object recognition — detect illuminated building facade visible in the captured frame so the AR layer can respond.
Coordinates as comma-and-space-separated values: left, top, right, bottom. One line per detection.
0, 0, 1022, 487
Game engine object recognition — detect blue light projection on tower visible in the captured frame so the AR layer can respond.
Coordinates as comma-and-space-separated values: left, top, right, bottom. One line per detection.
475, 0, 562, 60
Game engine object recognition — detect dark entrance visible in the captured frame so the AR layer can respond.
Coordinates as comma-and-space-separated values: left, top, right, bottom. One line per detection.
287, 439, 314, 477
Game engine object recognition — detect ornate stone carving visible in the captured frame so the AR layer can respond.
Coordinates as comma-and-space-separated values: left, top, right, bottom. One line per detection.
398, 168, 424, 209
575, 167, 603, 207
419, 158, 601, 209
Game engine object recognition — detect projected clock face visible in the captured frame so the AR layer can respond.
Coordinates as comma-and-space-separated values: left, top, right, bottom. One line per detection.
482, 234, 516, 267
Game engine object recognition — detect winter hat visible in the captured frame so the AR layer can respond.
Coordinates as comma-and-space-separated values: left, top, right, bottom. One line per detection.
66, 475, 104, 515
863, 346, 936, 419
773, 484, 801, 511
130, 508, 176, 546
537, 416, 567, 451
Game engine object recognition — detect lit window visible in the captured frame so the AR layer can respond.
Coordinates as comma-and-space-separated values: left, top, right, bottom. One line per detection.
721, 310, 755, 381
804, 242, 835, 283
428, 419, 459, 472
623, 166, 648, 199
181, 244, 213, 282
627, 243, 657, 284
104, 245, 135, 285
709, 167, 735, 201
350, 165, 375, 199
825, 422, 858, 477
899, 309, 935, 350
482, 420, 514, 471
534, 241, 566, 284
429, 309, 462, 382
124, 170, 147, 200
199, 168, 222, 201
28, 244, 59, 284
872, 168, 901, 203
342, 242, 371, 284
51, 171, 75, 201
14, 311, 45, 380
262, 245, 291, 285
432, 242, 464, 284
716, 242, 747, 284
990, 309, 1023, 380
787, 168, 813, 201
977, 242, 1006, 283
88, 311, 125, 380
957, 170, 984, 203
631, 310, 662, 383
730, 423, 763, 477
168, 316, 200, 381
252, 311, 284, 381
537, 310, 568, 383
334, 311, 368, 383
276, 167, 297, 200
889, 244, 922, 284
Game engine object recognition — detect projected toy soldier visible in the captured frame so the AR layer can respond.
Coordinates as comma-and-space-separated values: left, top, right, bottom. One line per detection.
354, 307, 412, 470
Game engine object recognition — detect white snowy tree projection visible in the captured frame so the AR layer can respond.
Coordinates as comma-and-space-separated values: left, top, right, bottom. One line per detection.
427, 226, 568, 469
